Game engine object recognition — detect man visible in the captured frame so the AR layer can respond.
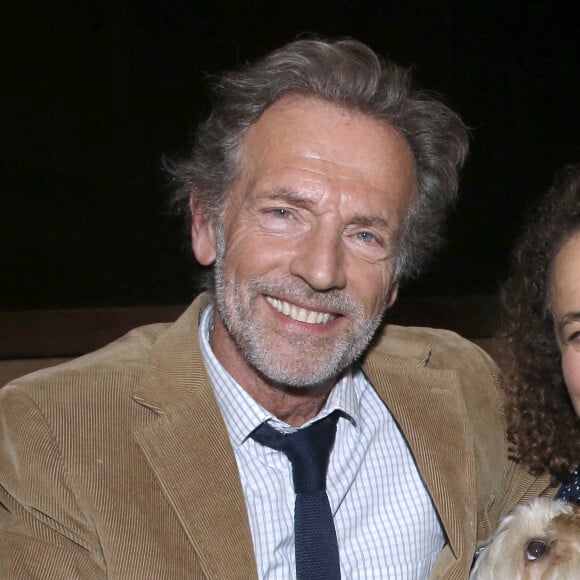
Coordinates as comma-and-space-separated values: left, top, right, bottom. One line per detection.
0, 39, 551, 579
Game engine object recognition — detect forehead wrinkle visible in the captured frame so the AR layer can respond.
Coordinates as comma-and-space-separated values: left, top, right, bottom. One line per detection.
298, 148, 413, 195
257, 158, 401, 199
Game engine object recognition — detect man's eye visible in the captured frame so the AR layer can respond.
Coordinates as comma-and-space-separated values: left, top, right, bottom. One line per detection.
272, 208, 292, 219
356, 231, 377, 243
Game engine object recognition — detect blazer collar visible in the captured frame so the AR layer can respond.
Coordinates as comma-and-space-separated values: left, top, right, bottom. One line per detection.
132, 294, 258, 579
362, 326, 475, 567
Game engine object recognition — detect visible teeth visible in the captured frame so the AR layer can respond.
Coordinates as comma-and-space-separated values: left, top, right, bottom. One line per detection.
306, 310, 318, 324
265, 296, 335, 325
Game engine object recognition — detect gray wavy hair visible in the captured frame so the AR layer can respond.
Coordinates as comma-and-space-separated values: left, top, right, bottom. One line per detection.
167, 38, 469, 280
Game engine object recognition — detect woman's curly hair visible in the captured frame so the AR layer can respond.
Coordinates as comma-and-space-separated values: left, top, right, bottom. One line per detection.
502, 163, 580, 480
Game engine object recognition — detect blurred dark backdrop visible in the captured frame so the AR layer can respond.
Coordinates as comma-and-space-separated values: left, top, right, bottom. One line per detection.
1, 0, 579, 310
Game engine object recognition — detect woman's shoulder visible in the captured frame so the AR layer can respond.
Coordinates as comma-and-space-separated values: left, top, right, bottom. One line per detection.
556, 466, 580, 504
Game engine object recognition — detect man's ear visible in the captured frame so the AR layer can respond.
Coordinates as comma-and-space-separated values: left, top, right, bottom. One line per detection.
191, 203, 217, 266
385, 279, 400, 309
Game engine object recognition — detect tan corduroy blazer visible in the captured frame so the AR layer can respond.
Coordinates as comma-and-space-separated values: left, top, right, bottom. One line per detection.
0, 294, 553, 579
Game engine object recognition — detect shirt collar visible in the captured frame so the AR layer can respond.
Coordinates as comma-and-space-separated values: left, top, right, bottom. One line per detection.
198, 304, 361, 445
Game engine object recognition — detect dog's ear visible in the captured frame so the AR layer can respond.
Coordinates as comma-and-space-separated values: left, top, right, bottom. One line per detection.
531, 504, 580, 577
551, 507, 580, 547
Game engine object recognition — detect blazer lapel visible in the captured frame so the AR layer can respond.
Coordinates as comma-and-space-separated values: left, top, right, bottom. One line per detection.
362, 333, 476, 567
132, 297, 258, 579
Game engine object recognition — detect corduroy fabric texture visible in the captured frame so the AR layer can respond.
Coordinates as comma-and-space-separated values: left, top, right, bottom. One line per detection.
0, 294, 554, 579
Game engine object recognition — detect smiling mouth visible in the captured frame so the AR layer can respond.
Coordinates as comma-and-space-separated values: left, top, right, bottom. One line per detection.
265, 296, 337, 325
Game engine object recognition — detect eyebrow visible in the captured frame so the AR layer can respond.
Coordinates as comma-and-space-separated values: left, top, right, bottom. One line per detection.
262, 189, 315, 209
259, 189, 395, 232
348, 213, 393, 232
557, 311, 580, 335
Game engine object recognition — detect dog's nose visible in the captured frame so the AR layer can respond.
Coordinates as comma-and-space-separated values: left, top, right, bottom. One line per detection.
526, 539, 548, 560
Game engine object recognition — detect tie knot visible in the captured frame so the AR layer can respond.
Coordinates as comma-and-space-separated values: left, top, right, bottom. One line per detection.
251, 412, 339, 493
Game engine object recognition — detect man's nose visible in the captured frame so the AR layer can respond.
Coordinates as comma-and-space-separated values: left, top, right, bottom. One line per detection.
288, 226, 347, 291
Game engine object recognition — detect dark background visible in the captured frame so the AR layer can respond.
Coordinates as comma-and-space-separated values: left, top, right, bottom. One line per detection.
2, 0, 579, 311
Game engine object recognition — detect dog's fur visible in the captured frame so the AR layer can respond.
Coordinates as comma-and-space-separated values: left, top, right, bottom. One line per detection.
470, 498, 580, 579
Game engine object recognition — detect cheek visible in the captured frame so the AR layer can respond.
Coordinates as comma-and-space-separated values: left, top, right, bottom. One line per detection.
223, 227, 284, 270
562, 351, 580, 415
347, 262, 396, 313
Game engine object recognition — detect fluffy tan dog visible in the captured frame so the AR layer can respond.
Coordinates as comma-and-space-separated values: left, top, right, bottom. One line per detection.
470, 498, 580, 579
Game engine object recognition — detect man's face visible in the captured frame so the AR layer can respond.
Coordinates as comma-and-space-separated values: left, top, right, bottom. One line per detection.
192, 96, 416, 389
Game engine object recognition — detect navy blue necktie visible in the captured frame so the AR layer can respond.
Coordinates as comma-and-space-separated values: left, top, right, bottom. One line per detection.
251, 412, 341, 580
